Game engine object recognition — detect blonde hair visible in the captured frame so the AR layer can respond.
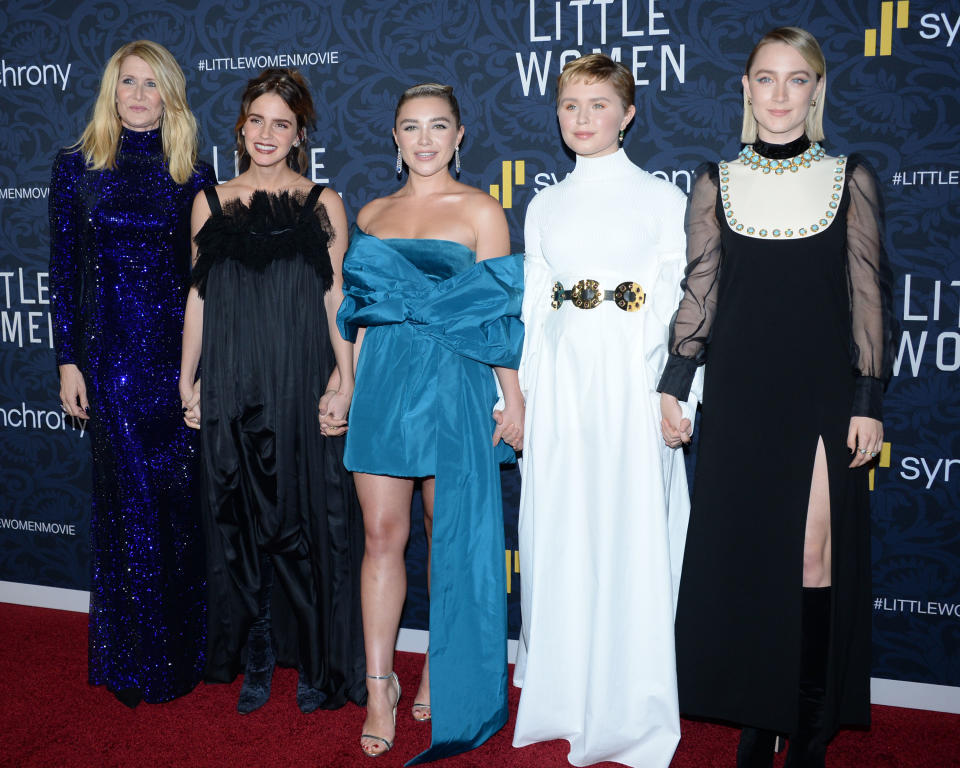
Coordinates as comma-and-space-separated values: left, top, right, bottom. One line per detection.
741, 26, 826, 143
77, 40, 200, 184
557, 53, 634, 110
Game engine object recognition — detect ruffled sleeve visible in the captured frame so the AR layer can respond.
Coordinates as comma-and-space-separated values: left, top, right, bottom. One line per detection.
844, 155, 895, 420
517, 192, 553, 400
48, 148, 85, 366
657, 163, 722, 401
644, 181, 703, 420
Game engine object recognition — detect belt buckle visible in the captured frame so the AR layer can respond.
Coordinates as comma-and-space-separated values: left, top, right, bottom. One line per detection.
551, 281, 564, 310
614, 281, 645, 312
572, 279, 602, 309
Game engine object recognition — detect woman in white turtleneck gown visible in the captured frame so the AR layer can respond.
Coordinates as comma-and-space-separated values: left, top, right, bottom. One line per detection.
513, 54, 701, 768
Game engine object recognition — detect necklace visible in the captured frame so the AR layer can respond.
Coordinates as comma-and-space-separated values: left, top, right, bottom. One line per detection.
738, 142, 826, 174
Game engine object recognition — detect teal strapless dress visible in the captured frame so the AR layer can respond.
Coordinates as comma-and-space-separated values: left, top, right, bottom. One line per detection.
337, 229, 523, 764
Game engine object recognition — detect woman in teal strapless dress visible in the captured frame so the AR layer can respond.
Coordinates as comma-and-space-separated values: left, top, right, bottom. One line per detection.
334, 83, 524, 763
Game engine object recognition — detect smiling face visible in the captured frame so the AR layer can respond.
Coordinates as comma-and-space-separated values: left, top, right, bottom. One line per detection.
556, 77, 636, 159
742, 41, 823, 144
393, 96, 464, 178
115, 55, 164, 132
241, 92, 300, 168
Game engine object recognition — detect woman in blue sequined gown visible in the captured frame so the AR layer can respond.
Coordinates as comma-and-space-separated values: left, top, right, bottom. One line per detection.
48, 40, 215, 706
336, 83, 524, 763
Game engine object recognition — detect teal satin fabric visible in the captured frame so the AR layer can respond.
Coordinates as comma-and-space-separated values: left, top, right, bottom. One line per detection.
337, 229, 523, 764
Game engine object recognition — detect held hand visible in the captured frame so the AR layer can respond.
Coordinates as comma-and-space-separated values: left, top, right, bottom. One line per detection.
660, 392, 691, 449
847, 416, 883, 468
319, 390, 350, 437
58, 364, 89, 420
492, 399, 525, 451
180, 378, 201, 430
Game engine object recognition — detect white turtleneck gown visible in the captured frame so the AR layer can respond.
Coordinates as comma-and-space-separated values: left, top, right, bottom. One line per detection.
513, 148, 701, 768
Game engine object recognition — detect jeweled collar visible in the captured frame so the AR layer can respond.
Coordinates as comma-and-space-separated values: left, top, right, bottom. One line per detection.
750, 135, 811, 160
118, 127, 163, 156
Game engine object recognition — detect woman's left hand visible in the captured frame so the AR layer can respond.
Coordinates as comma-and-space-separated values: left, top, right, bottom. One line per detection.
493, 399, 525, 451
847, 416, 883, 468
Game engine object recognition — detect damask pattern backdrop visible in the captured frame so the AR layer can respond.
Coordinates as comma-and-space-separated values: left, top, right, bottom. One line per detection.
1, 0, 957, 708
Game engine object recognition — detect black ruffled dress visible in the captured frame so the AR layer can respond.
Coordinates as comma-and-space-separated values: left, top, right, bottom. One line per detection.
192, 185, 365, 707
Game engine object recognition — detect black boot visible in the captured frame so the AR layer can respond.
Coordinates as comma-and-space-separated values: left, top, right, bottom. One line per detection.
784, 586, 831, 768
238, 555, 276, 714
737, 727, 777, 768
296, 667, 327, 713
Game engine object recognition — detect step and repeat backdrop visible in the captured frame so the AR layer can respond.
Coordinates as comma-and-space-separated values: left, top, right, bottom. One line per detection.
1, 0, 957, 708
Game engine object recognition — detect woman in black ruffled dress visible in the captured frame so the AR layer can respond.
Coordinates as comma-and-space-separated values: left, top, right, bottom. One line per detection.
657, 27, 894, 768
179, 68, 364, 713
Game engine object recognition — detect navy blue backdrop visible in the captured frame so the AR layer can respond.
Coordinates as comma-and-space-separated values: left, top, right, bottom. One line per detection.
1, 0, 958, 706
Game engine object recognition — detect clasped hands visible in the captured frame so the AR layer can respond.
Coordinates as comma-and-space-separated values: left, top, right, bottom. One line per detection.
493, 398, 524, 452
318, 389, 351, 437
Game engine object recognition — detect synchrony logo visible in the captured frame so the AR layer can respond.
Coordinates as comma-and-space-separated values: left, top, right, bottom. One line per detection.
0, 59, 71, 91
868, 442, 892, 491
0, 402, 87, 437
864, 1, 910, 56
489, 160, 528, 209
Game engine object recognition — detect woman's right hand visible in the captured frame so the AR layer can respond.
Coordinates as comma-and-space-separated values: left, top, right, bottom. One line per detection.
58, 364, 89, 420
660, 392, 691, 448
179, 377, 201, 430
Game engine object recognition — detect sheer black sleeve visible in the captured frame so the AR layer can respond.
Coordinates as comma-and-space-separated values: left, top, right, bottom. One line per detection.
844, 155, 896, 420
657, 163, 722, 400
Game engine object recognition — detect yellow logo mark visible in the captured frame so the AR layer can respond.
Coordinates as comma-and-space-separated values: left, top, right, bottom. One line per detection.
490, 160, 526, 209
869, 442, 892, 490
505, 549, 520, 594
865, 1, 909, 56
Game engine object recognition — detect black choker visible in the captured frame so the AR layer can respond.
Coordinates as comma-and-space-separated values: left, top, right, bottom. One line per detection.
750, 135, 812, 160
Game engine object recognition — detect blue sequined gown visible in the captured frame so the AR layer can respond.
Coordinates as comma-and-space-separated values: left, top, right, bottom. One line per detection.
48, 128, 215, 704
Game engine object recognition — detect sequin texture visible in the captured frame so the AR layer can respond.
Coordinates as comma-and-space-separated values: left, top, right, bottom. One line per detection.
48, 128, 215, 703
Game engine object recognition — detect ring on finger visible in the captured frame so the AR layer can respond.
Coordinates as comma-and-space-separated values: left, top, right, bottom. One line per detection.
858, 448, 866, 454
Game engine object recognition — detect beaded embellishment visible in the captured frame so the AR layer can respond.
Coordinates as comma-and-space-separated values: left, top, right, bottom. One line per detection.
738, 142, 826, 174
719, 156, 847, 239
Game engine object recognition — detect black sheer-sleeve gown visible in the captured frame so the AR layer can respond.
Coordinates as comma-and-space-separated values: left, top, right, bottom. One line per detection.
658, 138, 894, 739
192, 185, 365, 708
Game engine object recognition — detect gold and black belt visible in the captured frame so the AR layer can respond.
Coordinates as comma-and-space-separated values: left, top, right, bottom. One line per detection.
551, 279, 646, 311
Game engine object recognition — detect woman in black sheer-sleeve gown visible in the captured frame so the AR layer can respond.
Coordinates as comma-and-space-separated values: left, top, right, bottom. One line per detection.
657, 27, 894, 768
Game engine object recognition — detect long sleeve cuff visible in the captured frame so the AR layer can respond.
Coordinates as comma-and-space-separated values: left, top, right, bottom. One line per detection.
657, 354, 698, 401
851, 375, 884, 420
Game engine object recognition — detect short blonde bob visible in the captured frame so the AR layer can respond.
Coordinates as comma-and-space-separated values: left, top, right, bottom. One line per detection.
742, 27, 826, 143
556, 53, 635, 110
77, 40, 200, 184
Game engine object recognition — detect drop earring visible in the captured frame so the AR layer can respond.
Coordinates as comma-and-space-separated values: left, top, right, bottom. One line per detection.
618, 129, 625, 145
396, 147, 402, 175
810, 98, 817, 107
454, 145, 461, 175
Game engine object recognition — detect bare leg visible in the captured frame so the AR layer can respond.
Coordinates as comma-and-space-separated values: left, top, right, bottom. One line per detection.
357, 473, 414, 756
740, 438, 833, 768
413, 478, 435, 721
783, 436, 832, 768
802, 437, 831, 588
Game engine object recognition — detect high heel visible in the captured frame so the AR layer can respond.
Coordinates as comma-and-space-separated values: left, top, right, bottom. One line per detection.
411, 701, 431, 722
360, 672, 401, 757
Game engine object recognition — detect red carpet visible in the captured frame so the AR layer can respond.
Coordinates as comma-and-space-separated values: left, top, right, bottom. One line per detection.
1, 603, 957, 768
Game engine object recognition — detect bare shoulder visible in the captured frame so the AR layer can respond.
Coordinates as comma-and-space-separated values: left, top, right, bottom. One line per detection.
356, 195, 393, 231
460, 183, 504, 222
